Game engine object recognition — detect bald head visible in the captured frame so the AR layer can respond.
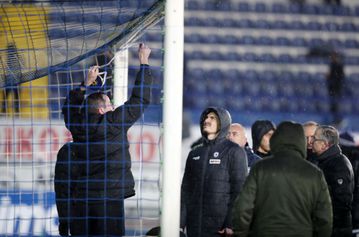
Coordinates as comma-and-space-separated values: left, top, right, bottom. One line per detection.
227, 123, 247, 147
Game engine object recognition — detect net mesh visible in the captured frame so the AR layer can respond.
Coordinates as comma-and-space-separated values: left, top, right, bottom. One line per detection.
0, 0, 164, 87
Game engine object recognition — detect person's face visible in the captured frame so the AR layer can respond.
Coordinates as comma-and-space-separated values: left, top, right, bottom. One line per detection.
259, 130, 274, 153
311, 129, 329, 156
304, 125, 317, 150
227, 124, 247, 147
99, 95, 114, 114
203, 112, 219, 139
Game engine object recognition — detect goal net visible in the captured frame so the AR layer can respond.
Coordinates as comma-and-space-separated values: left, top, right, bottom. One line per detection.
0, 0, 165, 236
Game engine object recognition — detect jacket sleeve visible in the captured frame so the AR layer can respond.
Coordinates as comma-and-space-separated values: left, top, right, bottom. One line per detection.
112, 65, 152, 127
180, 151, 193, 228
62, 87, 85, 130
312, 171, 333, 237
330, 156, 354, 223
223, 147, 248, 228
232, 165, 257, 237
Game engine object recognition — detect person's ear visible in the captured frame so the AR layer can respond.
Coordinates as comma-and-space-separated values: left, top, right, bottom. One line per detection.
98, 107, 105, 115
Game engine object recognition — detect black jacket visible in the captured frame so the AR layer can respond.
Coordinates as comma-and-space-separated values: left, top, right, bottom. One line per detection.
181, 107, 248, 237
340, 144, 359, 229
62, 65, 152, 199
244, 144, 261, 169
317, 145, 354, 236
55, 142, 80, 236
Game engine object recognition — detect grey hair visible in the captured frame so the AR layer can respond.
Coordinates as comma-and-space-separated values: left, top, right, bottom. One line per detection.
303, 121, 319, 128
317, 125, 339, 146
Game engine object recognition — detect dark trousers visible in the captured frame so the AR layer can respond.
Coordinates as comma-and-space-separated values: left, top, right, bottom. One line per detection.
71, 199, 125, 236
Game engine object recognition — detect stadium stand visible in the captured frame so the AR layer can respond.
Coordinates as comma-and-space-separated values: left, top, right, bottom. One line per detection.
177, 0, 359, 129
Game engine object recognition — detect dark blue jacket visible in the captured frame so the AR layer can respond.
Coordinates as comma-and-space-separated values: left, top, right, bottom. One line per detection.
181, 107, 248, 237
244, 144, 261, 169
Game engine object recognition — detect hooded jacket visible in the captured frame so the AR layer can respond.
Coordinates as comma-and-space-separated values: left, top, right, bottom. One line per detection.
317, 144, 354, 236
181, 107, 248, 237
251, 120, 276, 158
233, 121, 333, 237
61, 65, 152, 199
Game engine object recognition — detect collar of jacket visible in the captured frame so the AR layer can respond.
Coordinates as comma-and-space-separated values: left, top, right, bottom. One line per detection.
317, 144, 342, 162
203, 135, 226, 145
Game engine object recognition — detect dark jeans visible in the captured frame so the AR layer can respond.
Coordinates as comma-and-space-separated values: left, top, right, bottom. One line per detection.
71, 199, 125, 236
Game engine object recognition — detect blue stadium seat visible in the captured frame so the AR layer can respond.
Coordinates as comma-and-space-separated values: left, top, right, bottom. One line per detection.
226, 52, 240, 61
254, 19, 270, 29
272, 3, 287, 13
242, 36, 255, 45
309, 38, 325, 47
341, 22, 356, 32
290, 20, 305, 30
292, 37, 307, 47
288, 3, 301, 14
185, 17, 204, 26
237, 2, 251, 12
221, 18, 238, 28
188, 50, 205, 60
272, 20, 289, 29
226, 97, 246, 111
207, 51, 223, 61
257, 36, 274, 45
243, 53, 257, 62
323, 22, 339, 31
344, 39, 358, 48
260, 81, 278, 97
221, 35, 239, 44
278, 81, 295, 97
332, 6, 351, 16
225, 69, 240, 80
275, 37, 290, 46
302, 4, 318, 15
237, 19, 253, 28
254, 2, 267, 13
260, 53, 275, 62
306, 21, 321, 31
185, 33, 202, 43
278, 54, 293, 63
328, 38, 343, 48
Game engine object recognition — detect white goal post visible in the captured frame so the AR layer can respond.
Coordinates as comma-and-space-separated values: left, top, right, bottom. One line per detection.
161, 0, 184, 236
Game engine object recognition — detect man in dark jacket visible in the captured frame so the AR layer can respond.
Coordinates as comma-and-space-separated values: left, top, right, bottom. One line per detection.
54, 142, 79, 236
326, 51, 345, 124
227, 123, 261, 170
181, 107, 248, 237
61, 43, 152, 236
312, 125, 354, 237
251, 120, 276, 158
233, 121, 333, 237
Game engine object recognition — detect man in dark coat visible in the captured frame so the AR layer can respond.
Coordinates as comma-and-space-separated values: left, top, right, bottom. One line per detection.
312, 125, 354, 237
233, 121, 333, 237
251, 120, 276, 158
54, 142, 79, 236
326, 51, 345, 124
61, 43, 152, 236
181, 107, 248, 237
339, 132, 359, 232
